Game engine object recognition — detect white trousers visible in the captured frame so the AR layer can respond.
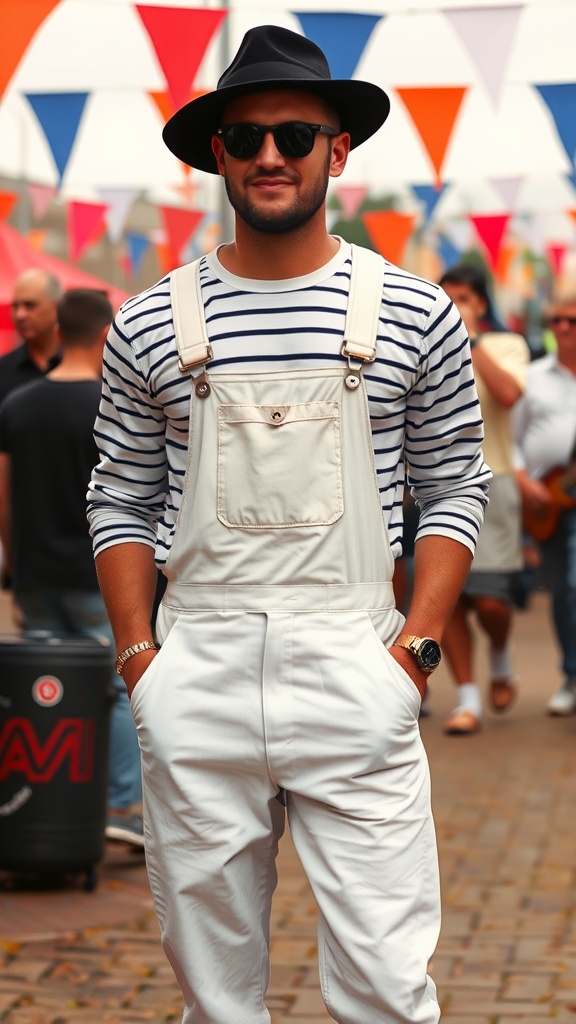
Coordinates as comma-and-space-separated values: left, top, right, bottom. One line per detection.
131, 609, 441, 1024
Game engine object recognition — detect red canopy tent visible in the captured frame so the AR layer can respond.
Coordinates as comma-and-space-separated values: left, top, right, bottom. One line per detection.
0, 222, 130, 355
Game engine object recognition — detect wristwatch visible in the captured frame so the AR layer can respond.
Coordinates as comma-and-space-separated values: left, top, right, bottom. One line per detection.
393, 634, 442, 674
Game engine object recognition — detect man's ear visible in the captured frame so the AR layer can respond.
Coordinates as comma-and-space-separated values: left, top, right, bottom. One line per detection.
212, 135, 226, 177
329, 132, 351, 179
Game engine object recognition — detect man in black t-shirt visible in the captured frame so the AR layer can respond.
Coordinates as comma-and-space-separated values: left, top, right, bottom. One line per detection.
0, 288, 143, 847
0, 269, 62, 407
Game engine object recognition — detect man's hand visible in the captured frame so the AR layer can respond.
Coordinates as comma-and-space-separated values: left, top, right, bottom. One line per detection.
388, 645, 428, 701
121, 647, 159, 699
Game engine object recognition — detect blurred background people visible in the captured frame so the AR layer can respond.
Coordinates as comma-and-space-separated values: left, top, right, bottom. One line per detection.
0, 287, 143, 846
438, 264, 530, 735
0, 269, 62, 407
514, 292, 576, 716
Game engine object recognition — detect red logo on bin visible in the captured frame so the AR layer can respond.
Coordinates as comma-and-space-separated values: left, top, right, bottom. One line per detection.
0, 719, 95, 783
32, 676, 63, 707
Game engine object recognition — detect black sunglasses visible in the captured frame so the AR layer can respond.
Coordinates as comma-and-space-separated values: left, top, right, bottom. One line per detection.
546, 315, 576, 328
216, 121, 339, 160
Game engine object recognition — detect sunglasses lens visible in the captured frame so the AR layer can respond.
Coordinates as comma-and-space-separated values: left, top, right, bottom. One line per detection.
222, 124, 263, 159
275, 122, 315, 157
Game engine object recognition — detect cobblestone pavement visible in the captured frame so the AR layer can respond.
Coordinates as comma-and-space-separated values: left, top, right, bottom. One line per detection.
1, 590, 575, 1022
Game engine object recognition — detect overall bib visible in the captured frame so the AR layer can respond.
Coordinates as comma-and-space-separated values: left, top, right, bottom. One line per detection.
130, 247, 441, 1024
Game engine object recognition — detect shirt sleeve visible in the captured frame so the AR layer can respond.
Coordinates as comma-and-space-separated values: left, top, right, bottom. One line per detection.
406, 290, 492, 553
87, 306, 168, 557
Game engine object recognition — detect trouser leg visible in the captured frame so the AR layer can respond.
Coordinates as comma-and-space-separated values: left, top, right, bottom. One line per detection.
265, 611, 441, 1024
542, 516, 576, 678
131, 612, 286, 1024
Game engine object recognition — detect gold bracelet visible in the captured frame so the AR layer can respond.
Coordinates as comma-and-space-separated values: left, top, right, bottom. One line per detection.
115, 640, 160, 677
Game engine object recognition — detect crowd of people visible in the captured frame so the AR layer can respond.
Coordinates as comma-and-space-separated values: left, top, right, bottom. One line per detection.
0, 22, 575, 1024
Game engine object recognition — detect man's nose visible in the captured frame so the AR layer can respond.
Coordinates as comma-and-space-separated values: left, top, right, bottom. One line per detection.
256, 130, 286, 166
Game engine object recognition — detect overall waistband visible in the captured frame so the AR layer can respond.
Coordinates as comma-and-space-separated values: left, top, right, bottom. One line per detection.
162, 581, 395, 613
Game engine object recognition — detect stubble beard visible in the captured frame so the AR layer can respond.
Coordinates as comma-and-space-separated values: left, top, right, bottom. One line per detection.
224, 151, 331, 235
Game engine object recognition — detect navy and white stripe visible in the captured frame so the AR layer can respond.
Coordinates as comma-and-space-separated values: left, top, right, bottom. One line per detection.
87, 241, 490, 566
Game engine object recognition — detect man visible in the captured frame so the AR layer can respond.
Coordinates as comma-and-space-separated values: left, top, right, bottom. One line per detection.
0, 288, 143, 847
439, 264, 529, 735
514, 292, 576, 716
87, 25, 490, 1024
0, 269, 62, 406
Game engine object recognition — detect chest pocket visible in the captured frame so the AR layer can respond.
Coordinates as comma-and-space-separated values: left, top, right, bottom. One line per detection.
217, 401, 343, 529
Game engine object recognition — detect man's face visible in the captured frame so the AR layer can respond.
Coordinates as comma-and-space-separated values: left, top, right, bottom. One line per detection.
211, 90, 348, 235
11, 276, 58, 346
441, 282, 486, 335
547, 302, 576, 364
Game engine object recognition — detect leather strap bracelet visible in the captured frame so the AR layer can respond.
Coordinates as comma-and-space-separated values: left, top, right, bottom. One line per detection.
116, 640, 160, 677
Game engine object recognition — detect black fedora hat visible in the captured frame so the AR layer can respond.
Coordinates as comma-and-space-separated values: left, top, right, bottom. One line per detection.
162, 24, 390, 174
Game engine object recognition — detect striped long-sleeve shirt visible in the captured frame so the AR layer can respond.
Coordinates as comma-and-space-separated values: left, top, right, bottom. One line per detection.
87, 240, 490, 566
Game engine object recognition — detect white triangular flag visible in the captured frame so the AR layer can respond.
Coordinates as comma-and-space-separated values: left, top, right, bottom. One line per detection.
444, 6, 524, 107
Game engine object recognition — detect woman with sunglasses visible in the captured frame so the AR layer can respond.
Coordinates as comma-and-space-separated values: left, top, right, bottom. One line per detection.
88, 25, 490, 1024
514, 293, 576, 716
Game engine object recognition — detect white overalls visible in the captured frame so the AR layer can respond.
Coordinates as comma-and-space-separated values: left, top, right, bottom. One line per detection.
130, 247, 441, 1024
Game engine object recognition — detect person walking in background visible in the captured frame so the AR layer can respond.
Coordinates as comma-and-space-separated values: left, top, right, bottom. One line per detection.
88, 25, 490, 1023
0, 269, 62, 407
438, 264, 529, 735
0, 288, 143, 847
514, 291, 576, 716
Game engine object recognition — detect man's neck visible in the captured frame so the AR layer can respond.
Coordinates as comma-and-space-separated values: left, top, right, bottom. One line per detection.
217, 219, 340, 280
47, 351, 100, 382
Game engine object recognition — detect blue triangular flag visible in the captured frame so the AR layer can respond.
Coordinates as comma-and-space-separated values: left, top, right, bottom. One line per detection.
438, 234, 462, 270
126, 233, 150, 278
293, 13, 382, 80
25, 92, 89, 186
535, 83, 576, 164
412, 184, 446, 223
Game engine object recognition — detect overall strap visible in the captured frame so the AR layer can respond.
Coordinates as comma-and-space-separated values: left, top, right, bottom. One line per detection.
170, 258, 212, 372
342, 244, 386, 365
171, 245, 386, 372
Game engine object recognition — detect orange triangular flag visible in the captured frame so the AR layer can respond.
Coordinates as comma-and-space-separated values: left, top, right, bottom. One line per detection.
396, 86, 467, 186
362, 210, 415, 267
26, 228, 48, 251
568, 209, 576, 229
495, 241, 517, 286
0, 191, 19, 221
0, 0, 60, 101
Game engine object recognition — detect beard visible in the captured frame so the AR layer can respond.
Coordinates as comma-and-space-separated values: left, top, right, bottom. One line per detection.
224, 152, 331, 235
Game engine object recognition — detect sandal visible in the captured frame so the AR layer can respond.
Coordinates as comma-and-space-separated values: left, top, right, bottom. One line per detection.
444, 708, 481, 735
489, 677, 517, 713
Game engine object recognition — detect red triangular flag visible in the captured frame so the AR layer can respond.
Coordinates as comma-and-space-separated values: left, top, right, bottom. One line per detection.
469, 213, 510, 270
160, 206, 204, 267
137, 7, 226, 110
0, 191, 19, 221
67, 200, 108, 262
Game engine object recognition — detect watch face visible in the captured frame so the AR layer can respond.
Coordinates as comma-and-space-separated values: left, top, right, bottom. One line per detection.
418, 639, 442, 671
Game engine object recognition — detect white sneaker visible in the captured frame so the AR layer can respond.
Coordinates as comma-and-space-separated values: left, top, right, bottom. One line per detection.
547, 680, 576, 716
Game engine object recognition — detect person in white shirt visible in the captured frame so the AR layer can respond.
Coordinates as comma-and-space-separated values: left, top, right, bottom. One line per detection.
514, 293, 576, 715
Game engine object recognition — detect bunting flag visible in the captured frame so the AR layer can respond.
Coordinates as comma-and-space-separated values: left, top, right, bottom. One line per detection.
67, 199, 108, 262
495, 240, 518, 285
396, 87, 468, 187
0, 0, 60, 101
97, 188, 138, 243
335, 186, 367, 220
362, 210, 415, 266
160, 206, 205, 268
171, 180, 198, 208
469, 212, 510, 269
489, 176, 524, 211
443, 6, 523, 106
148, 88, 208, 124
293, 13, 382, 79
25, 92, 89, 186
136, 6, 227, 111
437, 232, 462, 270
568, 209, 576, 229
27, 182, 56, 219
546, 242, 567, 277
0, 191, 19, 221
27, 228, 48, 251
126, 232, 151, 278
535, 84, 576, 164
412, 184, 446, 223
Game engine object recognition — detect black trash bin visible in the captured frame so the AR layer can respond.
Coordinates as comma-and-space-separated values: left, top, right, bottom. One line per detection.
0, 633, 115, 890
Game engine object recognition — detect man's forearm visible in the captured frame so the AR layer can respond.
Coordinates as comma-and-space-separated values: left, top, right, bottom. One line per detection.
403, 535, 473, 641
95, 542, 159, 651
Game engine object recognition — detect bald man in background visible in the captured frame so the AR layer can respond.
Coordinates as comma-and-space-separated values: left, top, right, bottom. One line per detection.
0, 269, 62, 407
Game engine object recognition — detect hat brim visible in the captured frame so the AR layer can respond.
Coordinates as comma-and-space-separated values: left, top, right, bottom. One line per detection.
162, 79, 390, 174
